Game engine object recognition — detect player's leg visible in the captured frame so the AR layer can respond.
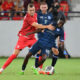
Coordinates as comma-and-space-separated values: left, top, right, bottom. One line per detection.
35, 53, 40, 68
0, 49, 21, 74
35, 47, 50, 69
21, 41, 41, 73
0, 36, 28, 74
36, 54, 47, 68
35, 51, 41, 66
35, 50, 43, 70
38, 55, 43, 69
38, 48, 50, 74
21, 42, 48, 75
32, 53, 47, 75
44, 48, 59, 75
51, 48, 59, 67
22, 52, 33, 72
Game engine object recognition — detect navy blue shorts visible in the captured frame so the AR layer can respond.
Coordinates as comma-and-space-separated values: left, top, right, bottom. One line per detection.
52, 43, 58, 49
29, 41, 51, 56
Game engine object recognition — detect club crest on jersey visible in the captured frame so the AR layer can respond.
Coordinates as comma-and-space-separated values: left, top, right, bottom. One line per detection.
48, 16, 51, 20
57, 28, 60, 31
40, 16, 43, 19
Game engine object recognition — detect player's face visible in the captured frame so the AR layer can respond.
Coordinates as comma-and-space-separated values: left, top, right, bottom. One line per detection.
28, 7, 35, 16
40, 4, 48, 14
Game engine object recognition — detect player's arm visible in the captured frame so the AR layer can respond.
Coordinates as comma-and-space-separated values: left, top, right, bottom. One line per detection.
59, 30, 64, 50
32, 22, 55, 30
26, 29, 43, 36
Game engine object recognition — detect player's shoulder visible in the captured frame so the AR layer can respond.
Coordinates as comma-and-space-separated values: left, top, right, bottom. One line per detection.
24, 13, 28, 20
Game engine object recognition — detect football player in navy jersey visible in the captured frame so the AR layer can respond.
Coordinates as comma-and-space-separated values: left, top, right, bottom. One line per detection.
20, 2, 65, 75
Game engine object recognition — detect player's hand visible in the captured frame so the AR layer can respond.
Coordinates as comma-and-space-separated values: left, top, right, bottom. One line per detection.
47, 25, 55, 30
41, 30, 44, 32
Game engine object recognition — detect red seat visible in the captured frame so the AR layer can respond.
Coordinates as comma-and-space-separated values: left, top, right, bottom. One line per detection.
60, 1, 69, 17
0, 17, 10, 20
12, 17, 23, 20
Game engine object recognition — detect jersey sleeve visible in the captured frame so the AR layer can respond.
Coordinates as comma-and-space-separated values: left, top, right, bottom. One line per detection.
59, 29, 64, 42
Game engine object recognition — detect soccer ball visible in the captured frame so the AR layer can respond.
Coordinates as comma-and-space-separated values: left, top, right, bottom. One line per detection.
45, 66, 55, 75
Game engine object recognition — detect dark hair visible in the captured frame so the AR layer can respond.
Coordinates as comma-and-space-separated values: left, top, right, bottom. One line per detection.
28, 3, 34, 8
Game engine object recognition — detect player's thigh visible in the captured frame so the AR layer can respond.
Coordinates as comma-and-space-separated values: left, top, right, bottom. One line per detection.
29, 41, 41, 55
28, 38, 37, 48
41, 48, 51, 58
52, 47, 59, 55
15, 36, 28, 49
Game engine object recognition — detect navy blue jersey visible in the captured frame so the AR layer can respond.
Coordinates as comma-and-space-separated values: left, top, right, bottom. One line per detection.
29, 28, 64, 56
37, 11, 53, 25
37, 11, 56, 39
37, 11, 64, 48
38, 27, 64, 48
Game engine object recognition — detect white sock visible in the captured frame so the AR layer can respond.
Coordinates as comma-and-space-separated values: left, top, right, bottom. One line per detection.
0, 68, 4, 72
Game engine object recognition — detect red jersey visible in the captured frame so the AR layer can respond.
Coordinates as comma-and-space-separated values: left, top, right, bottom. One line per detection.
18, 13, 37, 38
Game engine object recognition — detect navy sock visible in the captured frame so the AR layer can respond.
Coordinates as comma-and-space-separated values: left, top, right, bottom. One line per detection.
22, 64, 26, 71
35, 54, 40, 68
51, 54, 58, 67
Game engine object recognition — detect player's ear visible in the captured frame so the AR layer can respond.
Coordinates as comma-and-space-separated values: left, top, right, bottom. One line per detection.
40, 5, 42, 10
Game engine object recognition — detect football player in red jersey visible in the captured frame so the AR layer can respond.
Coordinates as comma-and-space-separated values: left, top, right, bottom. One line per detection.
0, 3, 54, 74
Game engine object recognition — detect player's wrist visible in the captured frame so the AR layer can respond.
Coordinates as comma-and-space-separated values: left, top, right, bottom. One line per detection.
46, 26, 48, 29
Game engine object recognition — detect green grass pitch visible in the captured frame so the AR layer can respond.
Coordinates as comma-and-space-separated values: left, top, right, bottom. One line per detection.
0, 58, 80, 80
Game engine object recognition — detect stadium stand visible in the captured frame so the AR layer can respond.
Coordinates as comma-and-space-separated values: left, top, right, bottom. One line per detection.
0, 0, 80, 20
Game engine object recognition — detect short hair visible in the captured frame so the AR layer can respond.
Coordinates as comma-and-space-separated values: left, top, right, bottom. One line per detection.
40, 2, 48, 6
27, 3, 35, 9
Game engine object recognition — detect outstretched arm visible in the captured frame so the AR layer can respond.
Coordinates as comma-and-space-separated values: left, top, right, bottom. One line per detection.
32, 22, 55, 31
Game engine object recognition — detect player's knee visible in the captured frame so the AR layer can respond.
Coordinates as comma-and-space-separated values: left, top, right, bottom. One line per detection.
26, 52, 32, 59
52, 48, 59, 55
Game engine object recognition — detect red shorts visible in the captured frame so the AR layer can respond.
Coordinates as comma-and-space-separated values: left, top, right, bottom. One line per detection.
15, 35, 37, 49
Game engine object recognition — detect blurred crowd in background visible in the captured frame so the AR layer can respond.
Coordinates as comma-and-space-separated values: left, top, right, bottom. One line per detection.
0, 0, 72, 20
